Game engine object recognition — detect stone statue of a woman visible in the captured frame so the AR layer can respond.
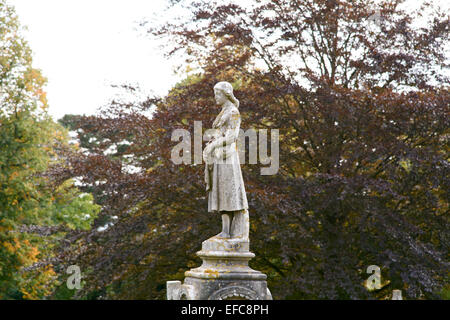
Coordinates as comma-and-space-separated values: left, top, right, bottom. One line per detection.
203, 81, 249, 240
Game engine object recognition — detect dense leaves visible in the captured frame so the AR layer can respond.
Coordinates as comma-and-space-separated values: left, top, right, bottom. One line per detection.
56, 0, 449, 299
0, 1, 100, 299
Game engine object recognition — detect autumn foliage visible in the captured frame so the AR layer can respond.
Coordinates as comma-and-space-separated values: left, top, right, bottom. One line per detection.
0, 1, 99, 299
1, 0, 448, 300
51, 0, 450, 300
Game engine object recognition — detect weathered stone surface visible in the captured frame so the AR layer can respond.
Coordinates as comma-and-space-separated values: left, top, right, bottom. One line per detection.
167, 235, 271, 300
185, 236, 265, 281
183, 278, 272, 300
204, 82, 248, 216
201, 236, 250, 253
166, 81, 271, 300
204, 82, 249, 240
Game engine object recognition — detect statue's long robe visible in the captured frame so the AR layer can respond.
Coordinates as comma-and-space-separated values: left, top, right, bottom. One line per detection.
205, 106, 248, 212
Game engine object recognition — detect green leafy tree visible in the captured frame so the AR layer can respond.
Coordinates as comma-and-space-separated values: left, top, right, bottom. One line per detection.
0, 0, 100, 299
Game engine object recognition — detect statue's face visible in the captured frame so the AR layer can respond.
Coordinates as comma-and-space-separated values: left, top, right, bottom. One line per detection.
214, 88, 228, 105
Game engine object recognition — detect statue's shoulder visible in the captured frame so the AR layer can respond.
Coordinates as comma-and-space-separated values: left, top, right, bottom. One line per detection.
216, 106, 240, 128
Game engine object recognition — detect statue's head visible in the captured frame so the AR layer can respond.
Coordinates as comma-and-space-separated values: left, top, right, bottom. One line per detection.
214, 81, 239, 108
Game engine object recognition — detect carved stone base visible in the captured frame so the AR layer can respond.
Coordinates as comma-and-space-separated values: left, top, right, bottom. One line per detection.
167, 236, 272, 300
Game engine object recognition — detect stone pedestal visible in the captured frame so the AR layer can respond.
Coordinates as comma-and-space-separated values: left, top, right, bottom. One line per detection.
167, 236, 272, 300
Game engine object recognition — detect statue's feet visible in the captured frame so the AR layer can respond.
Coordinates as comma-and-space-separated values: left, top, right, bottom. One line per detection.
214, 231, 230, 239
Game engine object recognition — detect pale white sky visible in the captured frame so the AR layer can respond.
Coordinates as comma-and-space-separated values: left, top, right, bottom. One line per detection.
12, 0, 449, 121
14, 0, 182, 120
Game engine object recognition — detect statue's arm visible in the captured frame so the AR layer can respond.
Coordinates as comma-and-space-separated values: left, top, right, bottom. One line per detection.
209, 110, 240, 149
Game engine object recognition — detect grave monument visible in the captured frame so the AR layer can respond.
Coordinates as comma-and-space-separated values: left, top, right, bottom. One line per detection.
166, 81, 272, 300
